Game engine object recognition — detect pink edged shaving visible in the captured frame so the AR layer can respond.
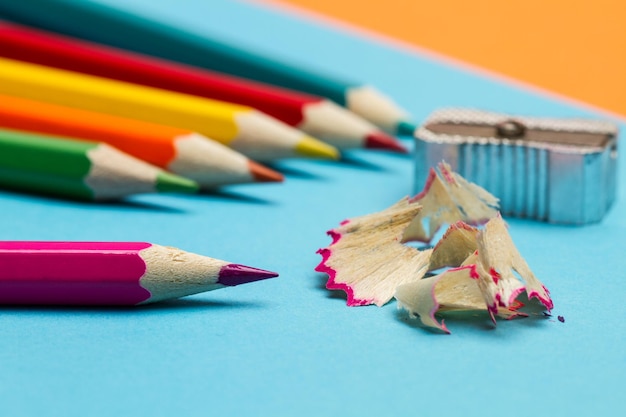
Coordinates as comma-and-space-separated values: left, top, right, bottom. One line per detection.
403, 162, 499, 243
396, 264, 489, 334
395, 250, 521, 334
395, 272, 452, 334
428, 221, 479, 271
475, 215, 553, 319
314, 162, 553, 334
315, 197, 431, 307
395, 218, 550, 333
438, 162, 500, 221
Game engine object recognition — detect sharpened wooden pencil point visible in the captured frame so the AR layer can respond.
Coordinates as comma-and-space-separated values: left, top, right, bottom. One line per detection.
299, 100, 404, 150
346, 86, 416, 134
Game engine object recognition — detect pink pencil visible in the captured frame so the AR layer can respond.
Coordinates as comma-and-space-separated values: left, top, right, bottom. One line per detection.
0, 241, 278, 305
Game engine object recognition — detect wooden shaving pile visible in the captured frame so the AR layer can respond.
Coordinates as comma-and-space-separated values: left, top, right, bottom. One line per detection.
316, 162, 553, 333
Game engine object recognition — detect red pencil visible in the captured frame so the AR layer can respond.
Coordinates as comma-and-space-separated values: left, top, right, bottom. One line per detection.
0, 241, 278, 305
0, 21, 405, 153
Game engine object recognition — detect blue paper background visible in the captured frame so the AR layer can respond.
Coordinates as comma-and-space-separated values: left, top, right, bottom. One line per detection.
1, 1, 624, 416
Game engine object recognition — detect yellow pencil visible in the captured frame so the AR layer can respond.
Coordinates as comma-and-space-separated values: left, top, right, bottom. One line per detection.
0, 57, 339, 162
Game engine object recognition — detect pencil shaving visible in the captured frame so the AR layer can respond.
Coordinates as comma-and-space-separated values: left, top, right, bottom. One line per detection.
395, 265, 483, 334
316, 162, 552, 333
403, 162, 499, 243
316, 162, 499, 307
315, 198, 431, 306
475, 215, 553, 319
395, 216, 552, 333
428, 221, 479, 271
396, 251, 523, 333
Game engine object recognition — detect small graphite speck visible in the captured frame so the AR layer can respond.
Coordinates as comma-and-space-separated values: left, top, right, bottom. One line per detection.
558, 315, 565, 323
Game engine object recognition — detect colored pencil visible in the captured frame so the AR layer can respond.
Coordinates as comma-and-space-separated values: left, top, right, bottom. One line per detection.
0, 128, 198, 200
0, 57, 339, 162
0, 0, 418, 135
0, 241, 279, 305
0, 94, 283, 188
0, 21, 405, 152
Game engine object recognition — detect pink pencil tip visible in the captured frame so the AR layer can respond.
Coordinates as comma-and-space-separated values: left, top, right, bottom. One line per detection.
364, 131, 407, 153
218, 264, 279, 286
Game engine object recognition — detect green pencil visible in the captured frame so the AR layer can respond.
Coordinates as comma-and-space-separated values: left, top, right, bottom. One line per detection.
0, 128, 199, 200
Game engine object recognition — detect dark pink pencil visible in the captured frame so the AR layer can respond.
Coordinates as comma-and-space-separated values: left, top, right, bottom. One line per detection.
0, 241, 278, 305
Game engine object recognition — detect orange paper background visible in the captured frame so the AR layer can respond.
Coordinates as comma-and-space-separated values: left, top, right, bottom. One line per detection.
272, 0, 626, 118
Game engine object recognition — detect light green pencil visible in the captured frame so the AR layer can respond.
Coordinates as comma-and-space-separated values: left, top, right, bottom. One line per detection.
0, 128, 199, 200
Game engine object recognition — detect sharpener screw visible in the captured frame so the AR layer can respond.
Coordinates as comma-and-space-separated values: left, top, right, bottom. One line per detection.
496, 119, 526, 138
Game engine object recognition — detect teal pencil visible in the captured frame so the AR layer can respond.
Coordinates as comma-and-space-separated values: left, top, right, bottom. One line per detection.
0, 0, 417, 135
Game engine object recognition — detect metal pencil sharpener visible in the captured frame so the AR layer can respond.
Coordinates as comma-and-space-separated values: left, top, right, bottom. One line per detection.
414, 108, 619, 224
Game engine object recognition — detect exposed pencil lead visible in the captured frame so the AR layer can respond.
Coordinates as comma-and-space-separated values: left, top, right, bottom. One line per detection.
364, 131, 407, 153
248, 160, 284, 183
396, 120, 418, 137
295, 136, 340, 160
218, 264, 279, 286
155, 171, 199, 194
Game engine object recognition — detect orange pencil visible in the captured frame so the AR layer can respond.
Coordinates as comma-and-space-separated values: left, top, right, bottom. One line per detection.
0, 94, 282, 188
